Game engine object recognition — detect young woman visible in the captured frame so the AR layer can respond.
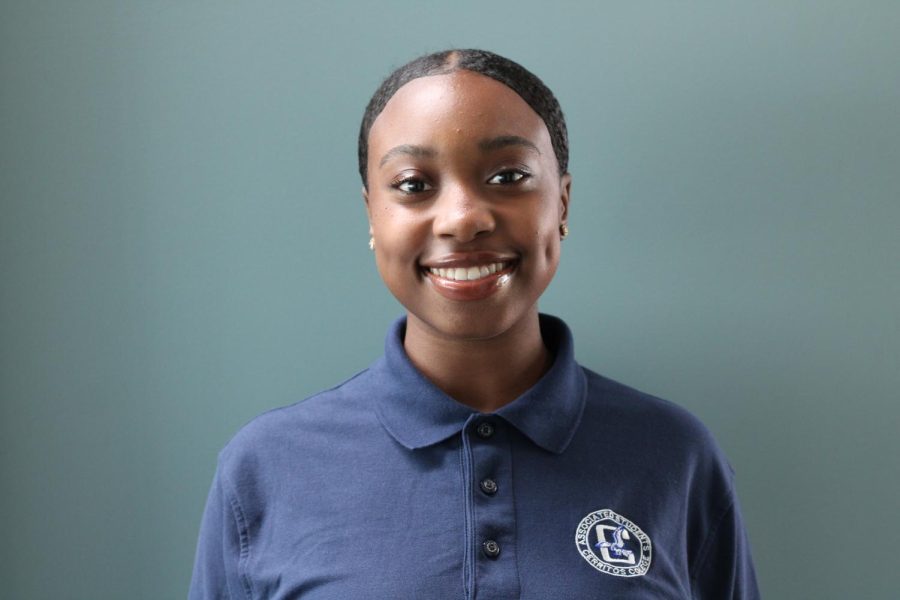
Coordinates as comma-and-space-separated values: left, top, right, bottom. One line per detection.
190, 49, 759, 599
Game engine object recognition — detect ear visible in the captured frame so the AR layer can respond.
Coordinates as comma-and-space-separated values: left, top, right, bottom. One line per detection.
362, 186, 373, 236
558, 173, 572, 224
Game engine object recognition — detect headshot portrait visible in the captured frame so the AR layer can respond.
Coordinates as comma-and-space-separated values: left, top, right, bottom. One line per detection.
2, 2, 898, 599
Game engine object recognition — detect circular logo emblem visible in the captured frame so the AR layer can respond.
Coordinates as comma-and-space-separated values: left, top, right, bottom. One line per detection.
575, 509, 652, 577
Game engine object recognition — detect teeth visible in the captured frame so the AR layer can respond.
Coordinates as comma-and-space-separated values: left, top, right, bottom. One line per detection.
428, 262, 508, 281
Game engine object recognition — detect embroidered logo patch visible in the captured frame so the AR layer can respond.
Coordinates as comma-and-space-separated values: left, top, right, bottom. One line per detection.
575, 509, 652, 577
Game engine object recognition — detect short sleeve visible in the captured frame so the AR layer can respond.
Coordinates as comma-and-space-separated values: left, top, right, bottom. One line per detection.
189, 463, 250, 600
690, 493, 760, 599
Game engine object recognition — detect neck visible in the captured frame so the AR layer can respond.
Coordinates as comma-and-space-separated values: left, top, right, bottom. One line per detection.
403, 310, 551, 413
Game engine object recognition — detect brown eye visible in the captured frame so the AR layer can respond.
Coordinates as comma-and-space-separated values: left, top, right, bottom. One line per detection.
487, 169, 529, 185
392, 177, 433, 194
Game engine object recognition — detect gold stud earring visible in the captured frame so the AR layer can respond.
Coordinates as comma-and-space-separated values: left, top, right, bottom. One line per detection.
368, 236, 375, 251
559, 223, 569, 240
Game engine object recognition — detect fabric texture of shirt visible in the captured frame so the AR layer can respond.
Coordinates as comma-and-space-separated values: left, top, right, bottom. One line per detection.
190, 315, 759, 599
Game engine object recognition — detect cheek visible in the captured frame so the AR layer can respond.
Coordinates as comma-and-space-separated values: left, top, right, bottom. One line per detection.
535, 235, 561, 283
370, 204, 404, 246
371, 207, 424, 273
543, 235, 561, 266
525, 201, 563, 264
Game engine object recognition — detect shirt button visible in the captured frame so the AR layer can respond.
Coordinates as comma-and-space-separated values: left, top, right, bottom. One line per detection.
476, 421, 495, 439
482, 539, 501, 559
480, 478, 498, 495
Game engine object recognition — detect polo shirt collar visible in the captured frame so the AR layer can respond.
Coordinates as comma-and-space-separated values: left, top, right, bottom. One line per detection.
370, 314, 587, 455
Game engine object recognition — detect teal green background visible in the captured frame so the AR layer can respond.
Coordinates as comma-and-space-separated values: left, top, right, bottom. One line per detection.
2, 1, 898, 598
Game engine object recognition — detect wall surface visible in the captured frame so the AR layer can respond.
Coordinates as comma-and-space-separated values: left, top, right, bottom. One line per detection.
2, 1, 898, 598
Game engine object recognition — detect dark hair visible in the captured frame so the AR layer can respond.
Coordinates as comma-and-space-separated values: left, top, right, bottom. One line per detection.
358, 49, 568, 188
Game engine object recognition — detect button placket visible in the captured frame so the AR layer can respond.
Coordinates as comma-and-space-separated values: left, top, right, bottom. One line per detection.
467, 418, 520, 598
476, 421, 499, 498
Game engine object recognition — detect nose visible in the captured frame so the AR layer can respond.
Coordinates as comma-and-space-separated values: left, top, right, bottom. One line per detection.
432, 184, 495, 242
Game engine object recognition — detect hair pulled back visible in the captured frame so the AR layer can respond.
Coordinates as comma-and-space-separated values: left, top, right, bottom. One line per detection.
358, 49, 568, 188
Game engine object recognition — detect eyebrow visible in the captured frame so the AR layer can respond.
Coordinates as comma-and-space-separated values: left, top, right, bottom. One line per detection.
379, 144, 437, 167
478, 135, 541, 155
378, 135, 541, 168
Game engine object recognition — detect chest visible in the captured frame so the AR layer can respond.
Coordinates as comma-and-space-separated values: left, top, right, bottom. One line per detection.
238, 434, 696, 599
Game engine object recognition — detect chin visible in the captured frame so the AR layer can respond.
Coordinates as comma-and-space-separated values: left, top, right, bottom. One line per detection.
410, 302, 536, 343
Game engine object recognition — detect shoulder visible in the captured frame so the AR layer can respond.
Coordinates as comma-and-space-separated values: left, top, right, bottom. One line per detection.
579, 366, 735, 488
215, 367, 378, 482
583, 368, 719, 437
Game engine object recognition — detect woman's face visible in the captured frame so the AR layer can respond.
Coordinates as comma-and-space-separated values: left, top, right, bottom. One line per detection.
365, 70, 570, 341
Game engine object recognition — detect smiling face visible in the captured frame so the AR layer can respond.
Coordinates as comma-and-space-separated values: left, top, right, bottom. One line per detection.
365, 70, 570, 342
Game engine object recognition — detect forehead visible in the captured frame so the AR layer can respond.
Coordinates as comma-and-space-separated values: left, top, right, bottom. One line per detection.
368, 70, 552, 156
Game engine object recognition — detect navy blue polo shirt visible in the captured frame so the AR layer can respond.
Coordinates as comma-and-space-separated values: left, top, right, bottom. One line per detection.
190, 315, 759, 599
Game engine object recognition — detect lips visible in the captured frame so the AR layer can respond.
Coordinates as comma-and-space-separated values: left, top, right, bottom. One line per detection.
420, 255, 516, 301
